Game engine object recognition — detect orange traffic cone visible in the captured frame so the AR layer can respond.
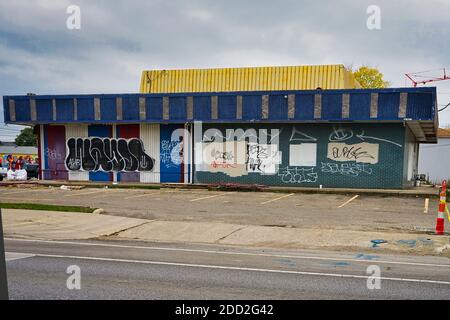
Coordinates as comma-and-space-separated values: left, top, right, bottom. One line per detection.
436, 180, 446, 235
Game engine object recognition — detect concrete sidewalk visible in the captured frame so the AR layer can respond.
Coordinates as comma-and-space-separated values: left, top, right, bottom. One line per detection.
2, 209, 449, 257
3, 209, 147, 240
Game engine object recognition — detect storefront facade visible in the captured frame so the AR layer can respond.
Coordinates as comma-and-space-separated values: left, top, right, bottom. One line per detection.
3, 87, 437, 189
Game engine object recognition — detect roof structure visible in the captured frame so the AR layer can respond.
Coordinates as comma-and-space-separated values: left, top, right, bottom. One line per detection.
140, 65, 361, 93
3, 87, 438, 143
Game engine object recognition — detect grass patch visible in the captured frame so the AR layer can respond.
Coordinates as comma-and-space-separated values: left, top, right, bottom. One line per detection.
0, 202, 95, 213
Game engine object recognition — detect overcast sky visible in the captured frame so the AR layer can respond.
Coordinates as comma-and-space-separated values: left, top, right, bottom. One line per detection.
1, 0, 449, 141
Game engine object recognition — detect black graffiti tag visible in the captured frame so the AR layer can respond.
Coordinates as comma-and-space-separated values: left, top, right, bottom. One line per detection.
65, 137, 154, 172
331, 146, 375, 161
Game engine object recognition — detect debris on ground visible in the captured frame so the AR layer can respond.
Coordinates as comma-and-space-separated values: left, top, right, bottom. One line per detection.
370, 239, 388, 247
59, 185, 84, 191
208, 183, 268, 192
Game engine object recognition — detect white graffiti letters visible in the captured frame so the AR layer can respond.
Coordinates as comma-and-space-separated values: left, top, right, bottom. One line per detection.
278, 166, 318, 183
321, 162, 372, 177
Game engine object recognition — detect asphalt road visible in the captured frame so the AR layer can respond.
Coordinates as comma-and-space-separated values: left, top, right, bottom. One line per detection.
4, 238, 450, 299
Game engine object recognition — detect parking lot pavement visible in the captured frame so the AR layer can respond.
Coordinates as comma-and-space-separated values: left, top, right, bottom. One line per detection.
0, 185, 439, 233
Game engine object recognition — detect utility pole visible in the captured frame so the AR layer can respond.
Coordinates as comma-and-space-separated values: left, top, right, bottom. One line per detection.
0, 208, 8, 300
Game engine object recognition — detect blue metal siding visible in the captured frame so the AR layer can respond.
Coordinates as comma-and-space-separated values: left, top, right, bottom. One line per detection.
295, 94, 315, 120
88, 124, 112, 182
378, 93, 400, 119
4, 98, 10, 122
193, 96, 211, 121
321, 94, 342, 120
15, 99, 31, 122
3, 87, 437, 124
146, 97, 163, 120
36, 99, 53, 121
100, 97, 116, 121
218, 96, 236, 120
268, 95, 288, 120
160, 124, 183, 183
122, 96, 139, 121
169, 96, 186, 121
349, 93, 371, 120
406, 92, 433, 120
242, 95, 261, 120
56, 99, 74, 121
77, 98, 94, 121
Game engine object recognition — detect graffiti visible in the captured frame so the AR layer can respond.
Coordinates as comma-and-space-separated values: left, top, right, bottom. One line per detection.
329, 128, 353, 142
212, 149, 234, 161
161, 139, 183, 168
67, 158, 81, 169
209, 145, 237, 169
329, 128, 402, 148
45, 147, 62, 161
321, 162, 372, 177
200, 141, 247, 177
356, 131, 402, 148
289, 127, 317, 142
211, 161, 238, 169
278, 166, 318, 183
1, 153, 38, 169
65, 137, 154, 172
246, 143, 281, 174
327, 142, 379, 164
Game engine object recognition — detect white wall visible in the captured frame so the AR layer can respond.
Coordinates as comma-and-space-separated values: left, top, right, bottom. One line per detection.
65, 124, 89, 181
418, 138, 450, 184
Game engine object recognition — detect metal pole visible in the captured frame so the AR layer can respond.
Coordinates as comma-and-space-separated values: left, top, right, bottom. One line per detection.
0, 208, 9, 300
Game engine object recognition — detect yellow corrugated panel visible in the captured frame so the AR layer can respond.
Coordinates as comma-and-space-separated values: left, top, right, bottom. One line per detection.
139, 64, 360, 93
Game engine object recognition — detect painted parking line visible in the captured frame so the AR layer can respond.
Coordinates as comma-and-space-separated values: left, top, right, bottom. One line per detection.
1, 198, 55, 201
260, 193, 294, 205
338, 195, 359, 208
189, 192, 236, 202
123, 192, 161, 200
5, 252, 35, 262
92, 189, 130, 198
1, 191, 24, 195
2, 189, 48, 195
63, 190, 106, 197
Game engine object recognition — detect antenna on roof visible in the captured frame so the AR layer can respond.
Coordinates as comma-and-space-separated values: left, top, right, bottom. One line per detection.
405, 68, 450, 87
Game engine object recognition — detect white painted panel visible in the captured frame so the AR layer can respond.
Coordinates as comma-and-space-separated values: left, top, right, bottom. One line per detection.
140, 123, 160, 183
65, 124, 89, 181
407, 142, 415, 181
289, 143, 317, 166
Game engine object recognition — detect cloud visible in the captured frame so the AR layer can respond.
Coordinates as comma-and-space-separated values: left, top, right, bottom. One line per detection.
0, 0, 449, 140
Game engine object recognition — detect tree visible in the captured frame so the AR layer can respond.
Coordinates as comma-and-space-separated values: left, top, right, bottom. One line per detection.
353, 66, 389, 89
15, 127, 37, 146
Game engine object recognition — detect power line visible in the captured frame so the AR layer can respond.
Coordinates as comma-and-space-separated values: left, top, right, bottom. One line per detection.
438, 102, 450, 112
